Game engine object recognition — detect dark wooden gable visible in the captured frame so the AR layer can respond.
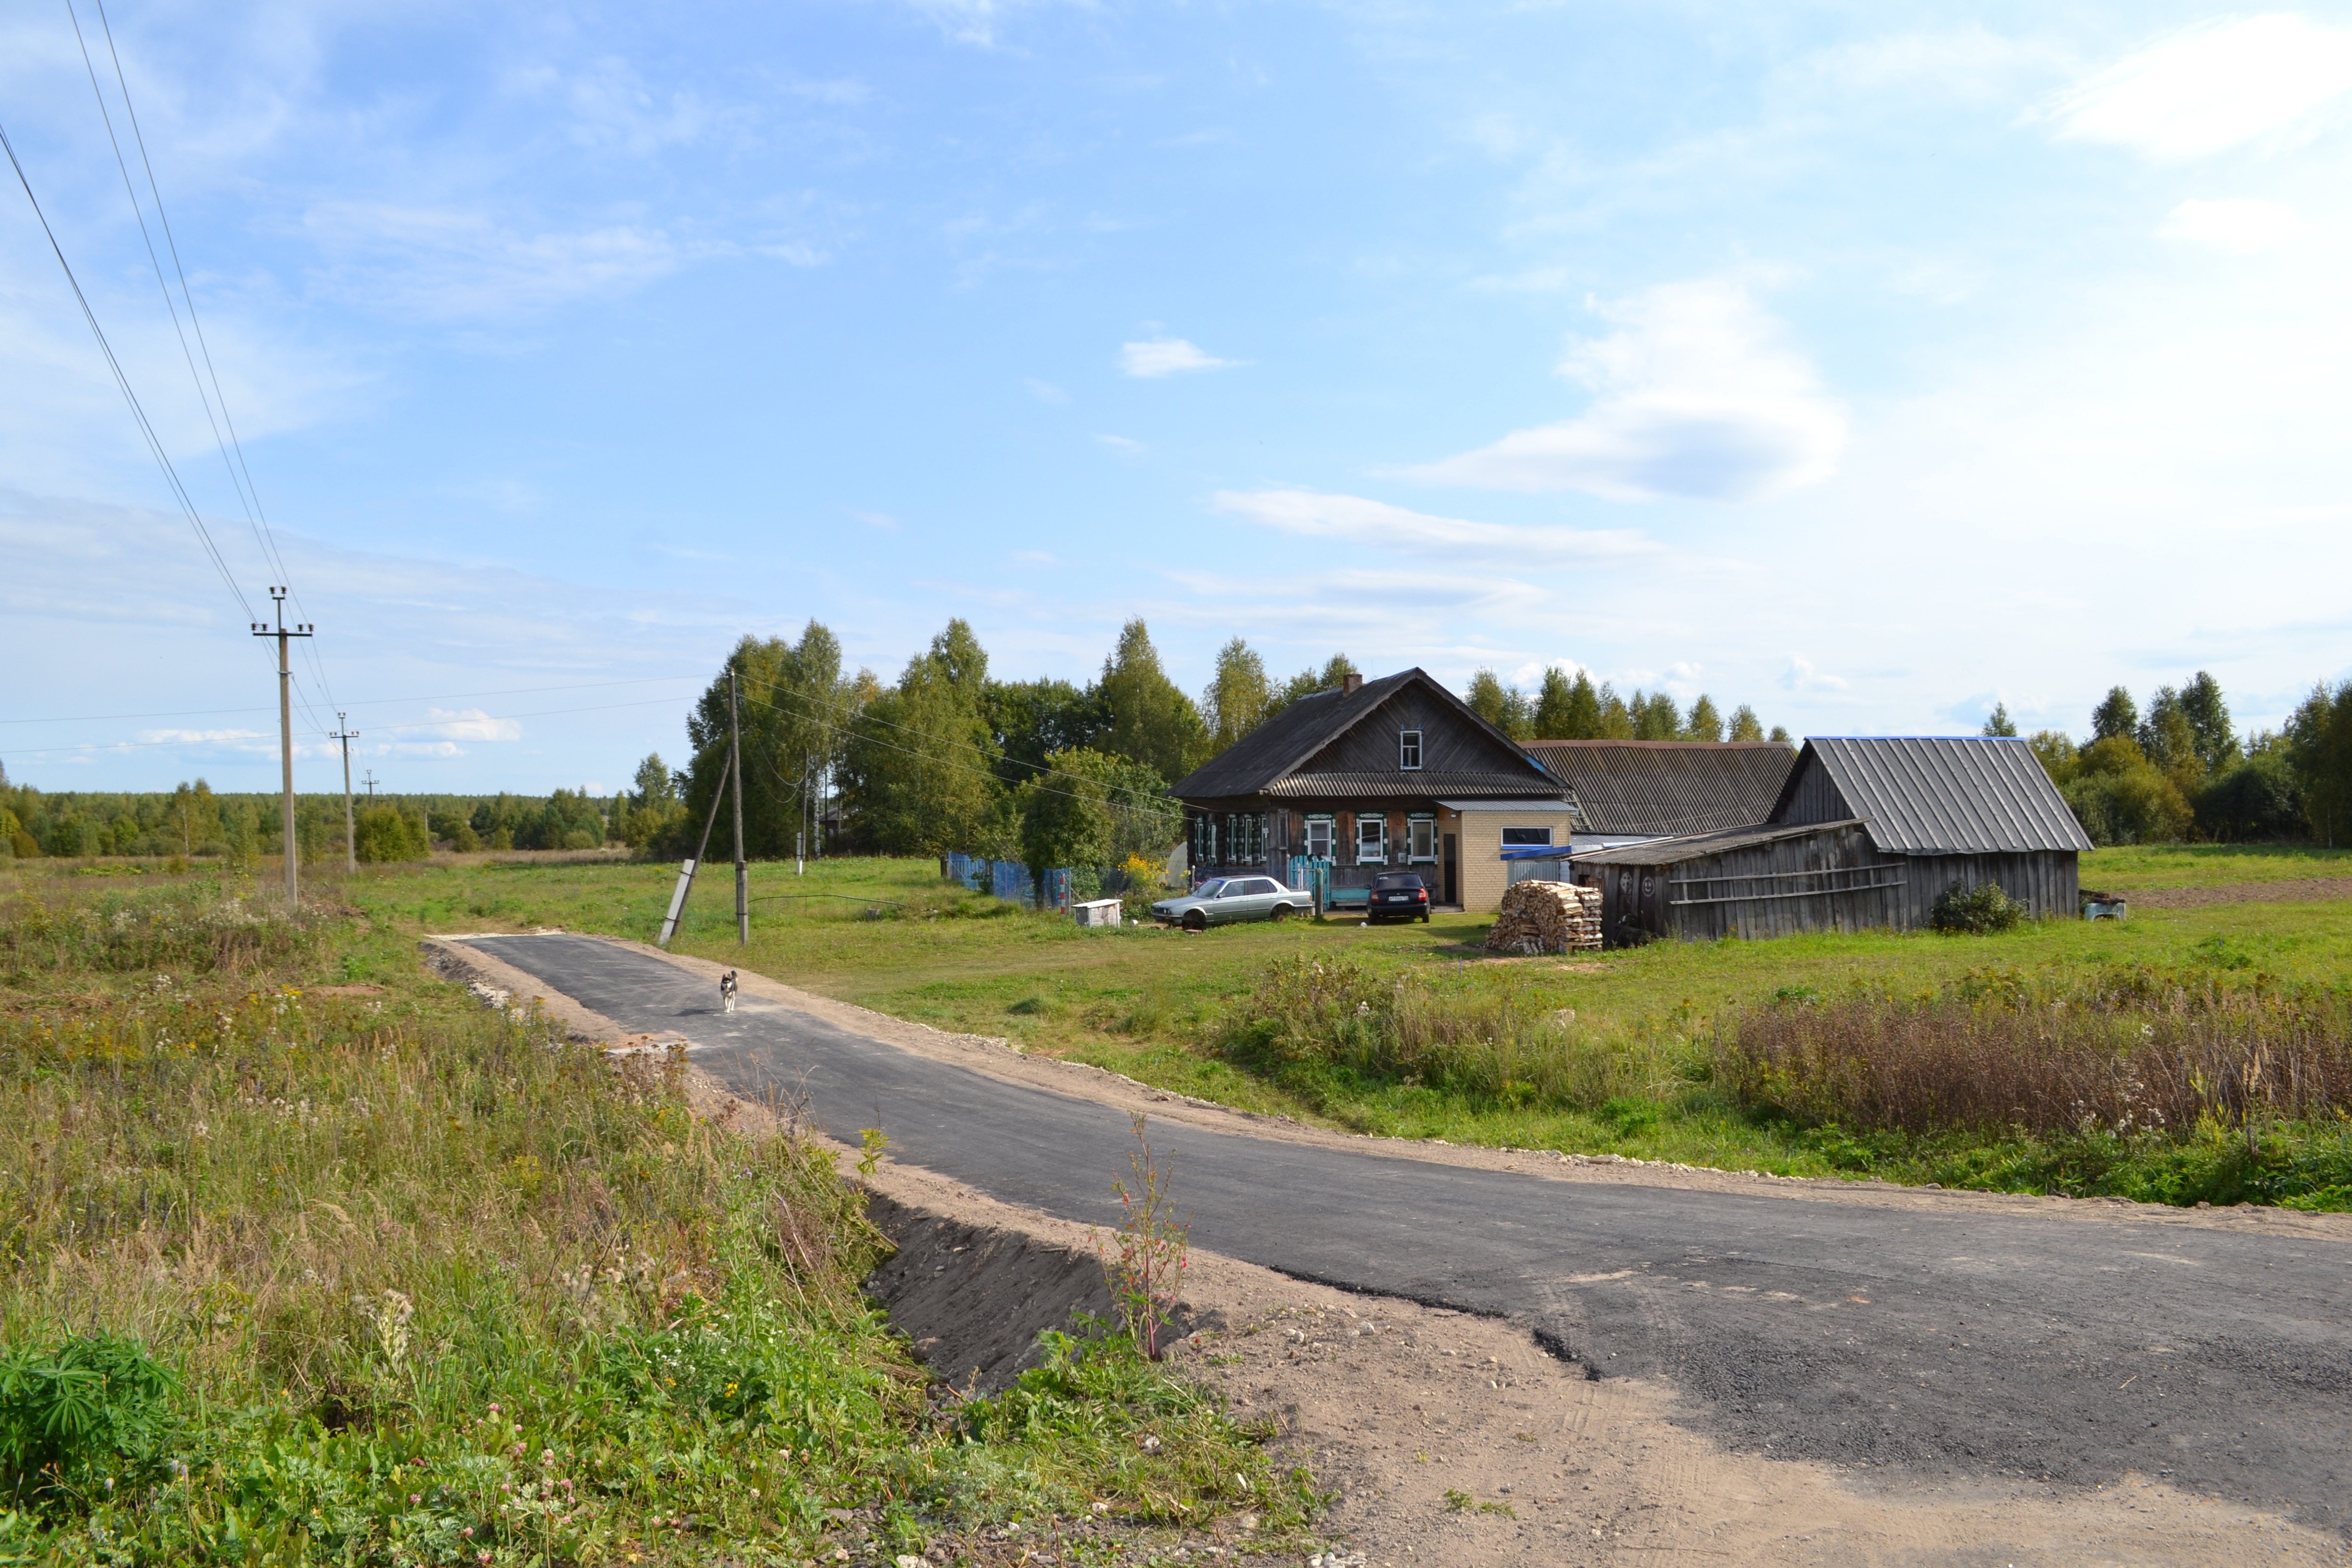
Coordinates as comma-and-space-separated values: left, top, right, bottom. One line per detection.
1775, 750, 1854, 826
1294, 679, 1530, 780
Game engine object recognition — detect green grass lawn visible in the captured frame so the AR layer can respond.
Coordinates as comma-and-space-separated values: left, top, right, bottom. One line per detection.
2080, 842, 2352, 889
258, 849, 2352, 1206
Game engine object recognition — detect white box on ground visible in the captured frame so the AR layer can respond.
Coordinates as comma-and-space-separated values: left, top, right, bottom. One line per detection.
1072, 897, 1123, 928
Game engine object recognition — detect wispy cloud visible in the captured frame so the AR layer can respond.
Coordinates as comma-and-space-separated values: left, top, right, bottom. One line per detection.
419, 707, 523, 742
2160, 198, 2305, 253
1119, 337, 1239, 378
300, 203, 693, 320
1212, 488, 1652, 562
1093, 433, 1144, 454
1400, 278, 1846, 502
1781, 654, 1850, 693
2041, 15, 2352, 161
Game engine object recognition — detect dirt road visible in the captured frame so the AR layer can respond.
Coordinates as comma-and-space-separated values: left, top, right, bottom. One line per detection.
451, 931, 2352, 1552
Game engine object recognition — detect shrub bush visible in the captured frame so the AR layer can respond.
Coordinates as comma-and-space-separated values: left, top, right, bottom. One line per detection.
1929, 881, 2028, 935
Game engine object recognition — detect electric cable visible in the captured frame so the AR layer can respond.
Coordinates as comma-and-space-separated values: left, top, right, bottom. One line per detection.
69, 0, 342, 715
0, 673, 708, 728
0, 115, 252, 621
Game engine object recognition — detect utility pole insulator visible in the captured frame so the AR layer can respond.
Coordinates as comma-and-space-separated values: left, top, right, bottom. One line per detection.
251, 586, 312, 910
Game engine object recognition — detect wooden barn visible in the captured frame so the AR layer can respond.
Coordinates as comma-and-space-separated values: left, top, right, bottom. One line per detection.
1169, 668, 1574, 911
1572, 737, 2093, 946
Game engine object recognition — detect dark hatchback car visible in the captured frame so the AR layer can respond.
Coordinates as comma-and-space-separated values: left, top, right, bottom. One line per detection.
1368, 872, 1431, 923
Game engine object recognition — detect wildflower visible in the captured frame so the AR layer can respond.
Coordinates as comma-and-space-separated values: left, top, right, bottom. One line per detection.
462, 1528, 474, 1538
410, 1494, 422, 1505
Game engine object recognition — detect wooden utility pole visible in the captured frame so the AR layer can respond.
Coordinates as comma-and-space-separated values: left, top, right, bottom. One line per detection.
331, 714, 359, 871
729, 667, 748, 945
249, 587, 312, 909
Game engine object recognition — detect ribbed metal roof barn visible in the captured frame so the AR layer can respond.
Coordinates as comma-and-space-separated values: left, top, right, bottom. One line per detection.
1519, 740, 1797, 836
1776, 737, 2093, 854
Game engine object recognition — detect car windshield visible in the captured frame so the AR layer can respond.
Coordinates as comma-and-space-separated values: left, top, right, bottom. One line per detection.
1371, 874, 1423, 891
1192, 879, 1228, 898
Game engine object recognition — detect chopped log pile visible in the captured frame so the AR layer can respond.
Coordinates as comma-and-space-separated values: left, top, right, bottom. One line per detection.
1485, 879, 1603, 954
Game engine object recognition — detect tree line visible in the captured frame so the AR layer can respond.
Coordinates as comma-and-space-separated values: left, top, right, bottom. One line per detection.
1992, 672, 2352, 846
629, 622, 1799, 882
0, 766, 622, 865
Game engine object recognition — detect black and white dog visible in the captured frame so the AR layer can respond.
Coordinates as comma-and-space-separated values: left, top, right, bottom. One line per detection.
720, 969, 739, 1014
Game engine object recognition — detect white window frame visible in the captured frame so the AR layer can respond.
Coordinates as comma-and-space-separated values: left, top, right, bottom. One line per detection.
1355, 812, 1389, 866
1399, 729, 1424, 771
1303, 814, 1335, 859
1406, 814, 1438, 863
1500, 825, 1554, 848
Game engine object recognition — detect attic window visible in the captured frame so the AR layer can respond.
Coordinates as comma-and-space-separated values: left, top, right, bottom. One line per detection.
1399, 729, 1423, 771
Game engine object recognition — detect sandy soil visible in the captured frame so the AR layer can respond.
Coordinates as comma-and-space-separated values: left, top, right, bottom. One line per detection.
420, 935, 2352, 1564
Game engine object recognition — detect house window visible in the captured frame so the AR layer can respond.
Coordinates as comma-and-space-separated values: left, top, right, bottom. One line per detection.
1406, 814, 1437, 862
1399, 729, 1423, 770
1304, 814, 1335, 859
1355, 812, 1389, 865
1500, 826, 1554, 848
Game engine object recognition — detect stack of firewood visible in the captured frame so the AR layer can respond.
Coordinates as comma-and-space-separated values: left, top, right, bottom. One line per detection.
1485, 879, 1603, 954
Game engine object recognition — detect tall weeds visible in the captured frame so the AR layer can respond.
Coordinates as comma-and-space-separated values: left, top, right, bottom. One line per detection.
1717, 968, 2352, 1140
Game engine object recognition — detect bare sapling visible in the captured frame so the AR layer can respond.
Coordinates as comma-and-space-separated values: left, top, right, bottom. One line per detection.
1095, 1113, 1190, 1359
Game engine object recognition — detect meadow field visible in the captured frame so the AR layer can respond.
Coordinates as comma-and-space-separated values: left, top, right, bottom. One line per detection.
251, 843, 2352, 1209
0, 862, 1312, 1561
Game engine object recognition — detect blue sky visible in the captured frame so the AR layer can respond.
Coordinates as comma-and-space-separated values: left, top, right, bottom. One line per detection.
5, 1, 2350, 792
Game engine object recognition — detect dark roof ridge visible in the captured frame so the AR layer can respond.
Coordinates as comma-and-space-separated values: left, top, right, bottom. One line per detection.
1525, 738, 1793, 750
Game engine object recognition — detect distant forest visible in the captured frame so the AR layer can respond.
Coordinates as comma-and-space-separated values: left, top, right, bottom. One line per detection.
6, 632, 2349, 867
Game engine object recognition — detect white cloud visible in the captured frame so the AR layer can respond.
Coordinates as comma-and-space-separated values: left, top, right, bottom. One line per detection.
1400, 279, 1846, 502
1780, 655, 1848, 693
2043, 15, 2352, 161
1093, 433, 1145, 454
1118, 337, 1238, 378
2161, 197, 2306, 252
1022, 377, 1069, 404
417, 708, 524, 742
1211, 488, 1653, 561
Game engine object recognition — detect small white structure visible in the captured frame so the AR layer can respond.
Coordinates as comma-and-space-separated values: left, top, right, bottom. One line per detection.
1072, 897, 1123, 929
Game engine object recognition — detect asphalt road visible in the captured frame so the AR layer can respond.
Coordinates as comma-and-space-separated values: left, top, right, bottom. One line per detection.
465, 933, 2352, 1528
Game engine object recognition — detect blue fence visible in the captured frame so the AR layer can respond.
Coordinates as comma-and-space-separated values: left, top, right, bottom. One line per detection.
942, 853, 1071, 911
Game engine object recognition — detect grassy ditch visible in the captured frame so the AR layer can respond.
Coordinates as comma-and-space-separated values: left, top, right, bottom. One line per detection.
0, 872, 1315, 1563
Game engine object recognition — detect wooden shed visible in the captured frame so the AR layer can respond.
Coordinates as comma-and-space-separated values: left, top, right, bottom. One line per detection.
1572, 737, 2093, 946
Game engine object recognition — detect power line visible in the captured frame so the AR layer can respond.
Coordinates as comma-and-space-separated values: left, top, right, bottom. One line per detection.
0, 694, 693, 761
1, 116, 252, 620
69, 0, 344, 718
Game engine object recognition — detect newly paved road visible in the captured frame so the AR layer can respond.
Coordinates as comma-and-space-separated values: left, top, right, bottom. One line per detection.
468, 934, 2351, 1528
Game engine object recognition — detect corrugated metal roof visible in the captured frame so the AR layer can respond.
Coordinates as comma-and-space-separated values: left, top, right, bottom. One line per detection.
1262, 772, 1564, 800
1781, 738, 2094, 854
1518, 740, 1797, 836
1574, 819, 1865, 866
1172, 668, 1556, 802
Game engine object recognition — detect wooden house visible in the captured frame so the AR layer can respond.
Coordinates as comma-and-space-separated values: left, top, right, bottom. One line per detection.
1572, 737, 2093, 946
1168, 669, 1574, 911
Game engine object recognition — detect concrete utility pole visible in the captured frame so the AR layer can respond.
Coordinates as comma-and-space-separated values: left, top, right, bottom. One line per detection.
249, 587, 312, 909
362, 770, 377, 804
331, 714, 359, 872
656, 749, 731, 948
729, 667, 748, 945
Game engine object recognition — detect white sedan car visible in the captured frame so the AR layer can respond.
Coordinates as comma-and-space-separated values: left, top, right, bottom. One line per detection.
1149, 875, 1310, 930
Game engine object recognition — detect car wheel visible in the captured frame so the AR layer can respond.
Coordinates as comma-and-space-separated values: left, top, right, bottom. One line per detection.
1183, 910, 1207, 932
1420, 910, 1431, 922
1270, 903, 1292, 922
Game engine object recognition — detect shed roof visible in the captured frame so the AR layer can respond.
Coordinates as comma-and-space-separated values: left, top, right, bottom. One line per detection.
1518, 739, 1798, 836
1171, 669, 1560, 803
1775, 737, 2093, 854
1573, 819, 1866, 866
